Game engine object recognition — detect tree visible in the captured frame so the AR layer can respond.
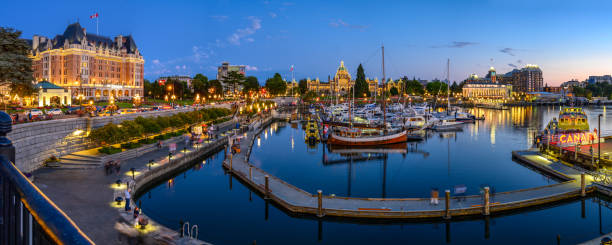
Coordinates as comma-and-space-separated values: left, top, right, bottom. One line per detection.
404, 79, 424, 96
0, 27, 35, 98
426, 80, 448, 96
389, 86, 399, 96
222, 71, 245, 95
265, 73, 287, 96
191, 74, 209, 96
208, 79, 223, 96
353, 64, 370, 98
298, 79, 308, 95
242, 76, 260, 94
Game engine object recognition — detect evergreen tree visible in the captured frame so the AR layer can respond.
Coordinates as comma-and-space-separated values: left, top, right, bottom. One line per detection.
0, 27, 35, 98
298, 79, 308, 95
353, 64, 370, 98
242, 76, 260, 94
265, 73, 287, 96
222, 71, 245, 94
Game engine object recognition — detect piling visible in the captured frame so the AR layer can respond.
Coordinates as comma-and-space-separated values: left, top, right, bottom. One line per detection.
229, 154, 233, 172
444, 190, 451, 219
317, 190, 323, 217
265, 175, 270, 199
249, 166, 253, 180
483, 187, 490, 216
581, 173, 586, 197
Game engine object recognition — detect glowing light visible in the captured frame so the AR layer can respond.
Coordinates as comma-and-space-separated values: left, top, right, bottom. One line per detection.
72, 129, 84, 136
257, 138, 261, 147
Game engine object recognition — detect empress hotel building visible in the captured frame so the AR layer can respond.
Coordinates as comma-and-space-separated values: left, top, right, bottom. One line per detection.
29, 22, 144, 100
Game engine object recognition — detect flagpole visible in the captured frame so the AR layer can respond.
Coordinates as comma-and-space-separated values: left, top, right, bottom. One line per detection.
96, 14, 99, 35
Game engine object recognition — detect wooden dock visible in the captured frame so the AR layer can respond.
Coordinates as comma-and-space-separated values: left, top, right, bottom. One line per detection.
222, 118, 594, 219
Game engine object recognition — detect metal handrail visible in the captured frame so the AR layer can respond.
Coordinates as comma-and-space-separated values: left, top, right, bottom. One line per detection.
0, 155, 94, 245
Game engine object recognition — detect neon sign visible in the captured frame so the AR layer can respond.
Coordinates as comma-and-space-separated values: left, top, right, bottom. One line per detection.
551, 131, 597, 145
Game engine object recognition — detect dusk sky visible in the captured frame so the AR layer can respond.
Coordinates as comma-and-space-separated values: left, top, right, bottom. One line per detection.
3, 0, 612, 85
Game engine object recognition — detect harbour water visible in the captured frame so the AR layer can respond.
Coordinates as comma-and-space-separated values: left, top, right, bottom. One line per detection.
137, 106, 612, 244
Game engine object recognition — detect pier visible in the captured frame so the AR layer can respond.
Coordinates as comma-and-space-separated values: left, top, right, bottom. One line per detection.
222, 117, 598, 219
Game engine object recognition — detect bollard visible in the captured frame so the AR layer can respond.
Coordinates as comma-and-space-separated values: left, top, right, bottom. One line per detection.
249, 166, 252, 180
265, 175, 270, 199
483, 187, 490, 216
444, 190, 451, 219
317, 190, 323, 217
581, 173, 586, 197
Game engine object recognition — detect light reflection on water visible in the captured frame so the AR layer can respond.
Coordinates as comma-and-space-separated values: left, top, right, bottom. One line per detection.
137, 106, 612, 245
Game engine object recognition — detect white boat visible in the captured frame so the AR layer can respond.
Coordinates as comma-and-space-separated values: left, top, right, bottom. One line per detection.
431, 118, 463, 131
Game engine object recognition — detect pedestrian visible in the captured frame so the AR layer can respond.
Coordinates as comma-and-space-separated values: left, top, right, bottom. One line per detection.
133, 206, 140, 219
125, 189, 132, 211
114, 161, 121, 175
28, 112, 32, 121
157, 140, 162, 149
430, 188, 439, 205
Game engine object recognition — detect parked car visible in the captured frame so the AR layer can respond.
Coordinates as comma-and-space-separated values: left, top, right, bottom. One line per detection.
66, 107, 82, 115
29, 109, 43, 116
47, 108, 63, 115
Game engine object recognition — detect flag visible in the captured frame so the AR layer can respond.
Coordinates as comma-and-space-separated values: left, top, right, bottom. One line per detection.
90, 13, 99, 19
290, 65, 294, 71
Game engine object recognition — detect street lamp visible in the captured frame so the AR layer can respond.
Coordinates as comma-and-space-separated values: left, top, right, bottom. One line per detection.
599, 113, 603, 168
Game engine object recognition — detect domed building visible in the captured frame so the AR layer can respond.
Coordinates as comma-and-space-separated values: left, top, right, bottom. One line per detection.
462, 66, 513, 100
333, 61, 352, 94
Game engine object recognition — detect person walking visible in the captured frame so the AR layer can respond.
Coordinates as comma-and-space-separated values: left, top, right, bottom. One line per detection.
124, 189, 132, 211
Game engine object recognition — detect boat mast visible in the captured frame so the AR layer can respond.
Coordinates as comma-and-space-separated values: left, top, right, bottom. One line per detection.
446, 58, 450, 115
382, 44, 386, 130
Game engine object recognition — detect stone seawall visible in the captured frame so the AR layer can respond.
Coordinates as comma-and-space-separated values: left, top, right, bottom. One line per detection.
10, 108, 195, 172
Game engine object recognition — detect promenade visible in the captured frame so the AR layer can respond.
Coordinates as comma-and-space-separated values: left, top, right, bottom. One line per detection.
31, 122, 236, 244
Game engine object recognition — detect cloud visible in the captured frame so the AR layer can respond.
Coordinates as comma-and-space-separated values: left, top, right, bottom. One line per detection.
210, 15, 228, 22
500, 47, 517, 56
227, 16, 262, 45
192, 46, 214, 62
282, 2, 295, 6
508, 63, 517, 68
517, 59, 522, 64
245, 65, 258, 71
329, 19, 369, 30
431, 41, 478, 48
269, 12, 277, 18
152, 59, 160, 65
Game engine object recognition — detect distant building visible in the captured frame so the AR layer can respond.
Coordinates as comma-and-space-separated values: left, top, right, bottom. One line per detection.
306, 61, 378, 96
217, 62, 246, 94
158, 75, 193, 90
29, 22, 144, 100
462, 67, 512, 100
587, 75, 612, 84
561, 79, 585, 88
543, 84, 562, 93
505, 65, 543, 92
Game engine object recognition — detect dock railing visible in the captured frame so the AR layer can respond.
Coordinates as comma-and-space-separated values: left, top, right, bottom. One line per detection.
0, 111, 94, 245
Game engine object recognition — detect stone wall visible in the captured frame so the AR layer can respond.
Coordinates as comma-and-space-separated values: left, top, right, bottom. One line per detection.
9, 108, 196, 172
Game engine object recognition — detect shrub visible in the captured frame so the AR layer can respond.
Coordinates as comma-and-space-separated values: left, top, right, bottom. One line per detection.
120, 142, 142, 149
98, 146, 122, 155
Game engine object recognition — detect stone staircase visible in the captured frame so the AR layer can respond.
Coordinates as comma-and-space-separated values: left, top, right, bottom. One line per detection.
58, 153, 103, 169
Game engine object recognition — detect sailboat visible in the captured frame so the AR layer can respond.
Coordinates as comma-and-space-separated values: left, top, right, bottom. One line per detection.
432, 59, 463, 131
328, 45, 408, 146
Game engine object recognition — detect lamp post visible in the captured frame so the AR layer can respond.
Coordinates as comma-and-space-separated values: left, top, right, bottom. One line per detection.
599, 114, 603, 169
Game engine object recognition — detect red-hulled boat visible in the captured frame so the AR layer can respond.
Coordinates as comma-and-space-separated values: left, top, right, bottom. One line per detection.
327, 127, 407, 146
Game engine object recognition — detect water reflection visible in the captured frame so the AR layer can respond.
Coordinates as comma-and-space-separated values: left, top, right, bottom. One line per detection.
136, 106, 612, 245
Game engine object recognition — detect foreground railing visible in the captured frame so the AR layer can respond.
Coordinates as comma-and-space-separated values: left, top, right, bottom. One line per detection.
0, 111, 94, 245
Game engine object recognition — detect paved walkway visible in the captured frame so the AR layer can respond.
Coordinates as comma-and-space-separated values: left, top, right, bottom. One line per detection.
223, 122, 587, 219
32, 122, 237, 244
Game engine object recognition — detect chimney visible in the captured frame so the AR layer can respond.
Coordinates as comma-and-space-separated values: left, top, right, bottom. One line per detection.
115, 35, 123, 49
32, 35, 39, 51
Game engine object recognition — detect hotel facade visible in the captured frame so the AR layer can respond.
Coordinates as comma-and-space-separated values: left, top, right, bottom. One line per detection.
462, 67, 513, 100
30, 22, 144, 101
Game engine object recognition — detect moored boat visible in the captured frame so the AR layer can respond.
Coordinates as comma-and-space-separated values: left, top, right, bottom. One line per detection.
328, 127, 408, 146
